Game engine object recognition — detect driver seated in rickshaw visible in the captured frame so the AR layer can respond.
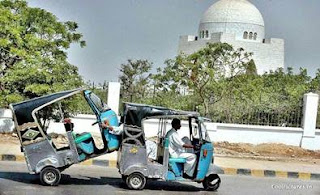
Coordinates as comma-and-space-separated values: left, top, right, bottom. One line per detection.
166, 118, 196, 178
102, 119, 157, 161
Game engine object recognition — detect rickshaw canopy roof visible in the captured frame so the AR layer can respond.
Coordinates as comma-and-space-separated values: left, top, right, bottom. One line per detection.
123, 102, 200, 127
10, 89, 83, 125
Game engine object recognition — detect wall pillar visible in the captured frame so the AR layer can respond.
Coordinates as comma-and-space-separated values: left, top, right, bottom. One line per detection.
300, 93, 319, 150
107, 82, 121, 116
0, 109, 14, 133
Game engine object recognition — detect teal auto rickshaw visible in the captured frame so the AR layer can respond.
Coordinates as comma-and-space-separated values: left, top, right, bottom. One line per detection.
9, 88, 120, 185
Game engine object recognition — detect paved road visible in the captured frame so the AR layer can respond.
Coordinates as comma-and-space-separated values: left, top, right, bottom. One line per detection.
0, 161, 319, 195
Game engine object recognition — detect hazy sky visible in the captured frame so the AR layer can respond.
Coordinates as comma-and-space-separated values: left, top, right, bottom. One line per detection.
28, 0, 320, 83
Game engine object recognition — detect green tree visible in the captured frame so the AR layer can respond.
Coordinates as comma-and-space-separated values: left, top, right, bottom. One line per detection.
211, 67, 311, 126
155, 43, 252, 116
0, 0, 86, 107
119, 59, 152, 102
310, 69, 320, 93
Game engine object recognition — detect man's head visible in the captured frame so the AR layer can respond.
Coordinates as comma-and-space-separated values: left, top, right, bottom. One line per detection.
171, 118, 181, 130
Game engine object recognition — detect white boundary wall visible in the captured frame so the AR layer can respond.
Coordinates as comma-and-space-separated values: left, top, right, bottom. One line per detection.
2, 111, 320, 150
206, 123, 304, 146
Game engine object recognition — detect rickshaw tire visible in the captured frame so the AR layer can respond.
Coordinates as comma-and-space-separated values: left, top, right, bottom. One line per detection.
39, 166, 61, 186
126, 172, 146, 190
202, 174, 221, 191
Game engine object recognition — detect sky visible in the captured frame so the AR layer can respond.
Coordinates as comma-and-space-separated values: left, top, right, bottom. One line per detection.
27, 0, 320, 84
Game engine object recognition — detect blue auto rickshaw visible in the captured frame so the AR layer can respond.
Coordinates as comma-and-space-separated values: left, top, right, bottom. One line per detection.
118, 103, 221, 191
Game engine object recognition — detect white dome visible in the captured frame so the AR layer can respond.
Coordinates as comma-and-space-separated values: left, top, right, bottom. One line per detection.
200, 0, 264, 26
198, 0, 265, 41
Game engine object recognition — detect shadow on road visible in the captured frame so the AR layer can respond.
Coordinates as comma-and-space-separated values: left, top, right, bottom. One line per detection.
0, 171, 203, 192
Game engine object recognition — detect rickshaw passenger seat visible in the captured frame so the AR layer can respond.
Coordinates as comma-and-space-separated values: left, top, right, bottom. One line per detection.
73, 132, 95, 155
164, 138, 186, 176
74, 133, 92, 144
169, 158, 186, 177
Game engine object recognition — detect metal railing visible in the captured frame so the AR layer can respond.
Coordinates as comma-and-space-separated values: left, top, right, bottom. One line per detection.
210, 102, 304, 128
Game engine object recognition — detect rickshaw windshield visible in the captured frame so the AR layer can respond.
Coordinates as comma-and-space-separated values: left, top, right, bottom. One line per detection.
200, 122, 211, 142
89, 93, 109, 112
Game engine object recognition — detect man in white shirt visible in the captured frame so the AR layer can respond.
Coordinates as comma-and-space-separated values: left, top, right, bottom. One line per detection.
166, 118, 196, 178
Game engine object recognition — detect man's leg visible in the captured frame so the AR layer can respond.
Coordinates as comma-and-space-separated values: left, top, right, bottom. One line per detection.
179, 153, 197, 177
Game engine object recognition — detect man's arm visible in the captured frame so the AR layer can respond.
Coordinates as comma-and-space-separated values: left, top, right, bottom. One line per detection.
102, 120, 123, 135
183, 144, 194, 148
111, 125, 123, 135
172, 133, 194, 149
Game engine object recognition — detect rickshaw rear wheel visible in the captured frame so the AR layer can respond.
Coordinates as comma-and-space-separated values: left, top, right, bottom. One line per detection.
40, 167, 61, 186
126, 172, 146, 190
202, 174, 221, 191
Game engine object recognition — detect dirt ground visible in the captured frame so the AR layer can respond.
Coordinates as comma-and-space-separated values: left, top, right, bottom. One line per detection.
215, 141, 320, 164
1, 133, 320, 164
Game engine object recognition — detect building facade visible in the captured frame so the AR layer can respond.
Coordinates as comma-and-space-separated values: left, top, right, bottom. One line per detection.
178, 0, 284, 74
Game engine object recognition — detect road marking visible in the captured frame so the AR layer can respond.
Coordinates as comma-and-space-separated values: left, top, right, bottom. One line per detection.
223, 168, 237, 175
251, 170, 264, 177
108, 160, 117, 168
275, 171, 288, 178
80, 159, 93, 165
299, 172, 311, 180
15, 155, 25, 162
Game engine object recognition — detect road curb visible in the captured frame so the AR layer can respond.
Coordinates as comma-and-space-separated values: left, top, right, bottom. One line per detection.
0, 154, 119, 167
217, 167, 320, 181
1, 154, 320, 180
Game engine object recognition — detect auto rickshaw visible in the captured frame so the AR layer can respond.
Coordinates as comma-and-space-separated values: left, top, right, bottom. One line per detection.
118, 103, 221, 191
9, 88, 120, 186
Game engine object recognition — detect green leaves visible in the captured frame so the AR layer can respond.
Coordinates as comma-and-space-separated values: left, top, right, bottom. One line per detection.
116, 44, 318, 127
152, 43, 253, 116
119, 59, 152, 103
0, 0, 85, 107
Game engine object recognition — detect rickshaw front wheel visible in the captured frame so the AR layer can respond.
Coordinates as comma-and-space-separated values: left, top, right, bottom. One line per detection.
40, 167, 61, 186
202, 174, 221, 191
126, 172, 146, 190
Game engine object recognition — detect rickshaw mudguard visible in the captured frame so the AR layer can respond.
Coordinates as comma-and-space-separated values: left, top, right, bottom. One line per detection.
35, 157, 60, 174
122, 164, 148, 177
195, 143, 213, 180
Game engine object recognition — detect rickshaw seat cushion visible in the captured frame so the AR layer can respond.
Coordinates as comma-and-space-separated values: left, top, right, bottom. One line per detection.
169, 158, 186, 177
77, 141, 94, 155
74, 133, 92, 144
169, 158, 186, 163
